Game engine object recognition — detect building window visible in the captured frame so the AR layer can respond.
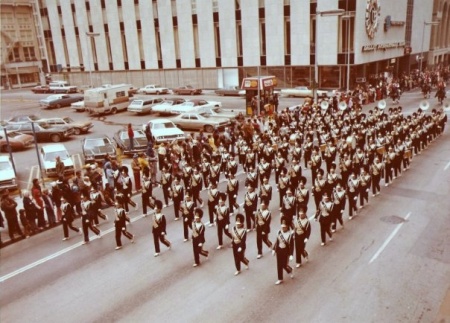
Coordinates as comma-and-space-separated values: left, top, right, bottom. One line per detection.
285, 19, 291, 55
236, 23, 242, 56
215, 24, 221, 59
260, 21, 266, 56
193, 25, 200, 58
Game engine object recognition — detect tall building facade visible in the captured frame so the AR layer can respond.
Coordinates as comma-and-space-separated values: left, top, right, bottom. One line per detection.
1, 0, 446, 89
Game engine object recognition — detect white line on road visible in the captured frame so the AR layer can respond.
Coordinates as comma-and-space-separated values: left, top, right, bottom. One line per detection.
0, 213, 145, 283
444, 161, 450, 171
369, 212, 412, 264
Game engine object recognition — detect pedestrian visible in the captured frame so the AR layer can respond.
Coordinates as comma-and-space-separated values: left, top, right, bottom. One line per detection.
51, 182, 63, 222
18, 209, 32, 238
61, 196, 81, 241
81, 194, 101, 244
231, 213, 250, 276
1, 189, 24, 240
272, 219, 295, 285
31, 178, 47, 229
131, 154, 141, 191
152, 199, 171, 257
55, 156, 65, 179
294, 208, 311, 268
191, 207, 209, 267
127, 123, 135, 151
42, 188, 56, 227
114, 201, 135, 250
22, 190, 38, 233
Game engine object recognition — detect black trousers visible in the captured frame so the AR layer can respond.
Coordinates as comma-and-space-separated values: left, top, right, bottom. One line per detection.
82, 219, 100, 242
192, 240, 209, 265
348, 192, 358, 217
372, 174, 381, 194
153, 232, 170, 253
183, 217, 192, 240
115, 225, 133, 247
228, 193, 239, 212
192, 187, 203, 206
173, 200, 181, 219
359, 187, 369, 207
208, 202, 216, 224
319, 216, 332, 243
232, 244, 249, 271
142, 193, 151, 215
295, 233, 309, 264
62, 217, 79, 238
244, 206, 255, 230
276, 248, 292, 280
332, 204, 345, 230
6, 215, 24, 239
217, 220, 232, 245
256, 226, 272, 254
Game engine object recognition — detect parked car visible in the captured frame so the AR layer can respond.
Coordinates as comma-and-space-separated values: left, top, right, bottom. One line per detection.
214, 86, 245, 97
143, 118, 186, 145
71, 100, 85, 112
40, 143, 75, 177
7, 114, 42, 124
127, 97, 164, 115
151, 98, 187, 115
202, 106, 241, 119
280, 86, 313, 98
169, 99, 222, 115
137, 84, 169, 95
113, 129, 148, 156
39, 94, 83, 109
82, 134, 117, 164
48, 81, 78, 93
31, 85, 51, 94
171, 112, 231, 132
4, 122, 74, 143
0, 129, 34, 152
0, 155, 18, 191
40, 117, 93, 135
172, 85, 202, 95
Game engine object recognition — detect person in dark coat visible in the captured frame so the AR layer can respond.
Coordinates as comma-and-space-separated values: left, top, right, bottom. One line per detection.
152, 200, 171, 257
231, 213, 249, 276
294, 208, 311, 268
272, 219, 295, 285
191, 208, 209, 267
1, 190, 24, 240
114, 201, 134, 250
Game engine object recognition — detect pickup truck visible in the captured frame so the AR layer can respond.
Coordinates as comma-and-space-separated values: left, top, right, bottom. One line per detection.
137, 84, 169, 95
49, 82, 78, 93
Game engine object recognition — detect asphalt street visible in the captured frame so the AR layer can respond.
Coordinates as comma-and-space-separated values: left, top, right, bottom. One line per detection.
0, 88, 449, 322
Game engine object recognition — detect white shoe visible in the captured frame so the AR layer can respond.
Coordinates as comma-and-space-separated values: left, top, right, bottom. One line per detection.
78, 228, 82, 235
200, 203, 204, 207
234, 271, 240, 276
257, 254, 262, 259
208, 223, 214, 227
82, 241, 88, 245
105, 214, 109, 221
275, 280, 283, 285
134, 205, 139, 211
321, 242, 325, 246
142, 213, 147, 217
193, 263, 198, 267
183, 238, 189, 242
174, 217, 180, 221
216, 245, 223, 250
154, 253, 159, 257
372, 194, 376, 197
115, 246, 122, 250
163, 204, 168, 208
246, 229, 251, 233
349, 216, 353, 220
296, 263, 301, 268
329, 237, 333, 241
385, 183, 389, 187
331, 229, 336, 233
62, 237, 68, 241
131, 235, 135, 243
290, 273, 295, 279
245, 265, 249, 270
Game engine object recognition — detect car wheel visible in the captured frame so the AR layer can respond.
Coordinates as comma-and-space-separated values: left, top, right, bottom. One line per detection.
51, 134, 61, 142
74, 128, 81, 135
204, 125, 214, 133
111, 107, 118, 114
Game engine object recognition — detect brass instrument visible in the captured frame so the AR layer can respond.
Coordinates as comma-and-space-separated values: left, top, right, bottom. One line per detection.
338, 101, 347, 111
376, 146, 385, 155
346, 135, 356, 150
419, 100, 429, 111
320, 100, 329, 111
377, 99, 387, 110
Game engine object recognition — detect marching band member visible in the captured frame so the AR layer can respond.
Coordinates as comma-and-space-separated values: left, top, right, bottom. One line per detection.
244, 185, 258, 232
192, 208, 209, 267
89, 186, 108, 226
114, 201, 134, 250
325, 164, 340, 198
309, 146, 322, 184
255, 201, 272, 259
281, 188, 296, 228
181, 159, 193, 189
323, 139, 337, 173
152, 200, 171, 257
272, 219, 295, 285
245, 165, 258, 189
303, 136, 313, 168
170, 175, 184, 221
257, 157, 272, 185
209, 159, 221, 186
294, 208, 311, 268
288, 158, 302, 191
225, 154, 238, 178
61, 196, 81, 241
394, 138, 405, 177
370, 157, 383, 196
244, 147, 256, 173
359, 167, 372, 208
226, 172, 240, 213
403, 135, 413, 170
141, 171, 154, 217
347, 171, 360, 219
214, 193, 232, 249
384, 146, 396, 186
274, 151, 286, 183
181, 192, 194, 242
207, 181, 220, 227
331, 183, 346, 232
201, 157, 211, 188
295, 176, 310, 214
190, 167, 204, 207
81, 194, 101, 244
312, 169, 326, 212
232, 213, 250, 276
315, 193, 333, 246
258, 177, 273, 206
339, 152, 353, 188
159, 166, 172, 207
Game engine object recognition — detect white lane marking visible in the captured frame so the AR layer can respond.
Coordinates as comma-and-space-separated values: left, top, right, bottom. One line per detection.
369, 212, 412, 264
0, 213, 146, 283
444, 161, 450, 171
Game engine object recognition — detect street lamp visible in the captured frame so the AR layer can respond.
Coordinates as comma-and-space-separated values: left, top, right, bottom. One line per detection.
342, 14, 352, 94
419, 21, 439, 73
86, 32, 100, 88
314, 9, 345, 104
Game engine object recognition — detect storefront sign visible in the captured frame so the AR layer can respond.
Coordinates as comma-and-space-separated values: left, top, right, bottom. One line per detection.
362, 41, 405, 52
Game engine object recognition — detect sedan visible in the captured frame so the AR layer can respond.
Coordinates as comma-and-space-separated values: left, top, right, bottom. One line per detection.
172, 85, 202, 95
151, 98, 187, 115
0, 130, 34, 152
169, 99, 222, 115
0, 155, 18, 191
4, 122, 74, 143
39, 94, 83, 109
113, 129, 148, 156
215, 86, 245, 97
280, 86, 313, 98
40, 117, 93, 135
31, 85, 51, 94
7, 114, 42, 124
82, 134, 117, 164
70, 100, 85, 112
171, 112, 231, 133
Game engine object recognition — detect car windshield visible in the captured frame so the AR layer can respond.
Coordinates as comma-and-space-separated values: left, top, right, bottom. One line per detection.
198, 113, 210, 119
7, 131, 21, 138
152, 122, 176, 129
46, 95, 60, 100
85, 138, 111, 148
62, 117, 74, 123
44, 150, 70, 161
0, 161, 11, 171
211, 107, 223, 113
131, 100, 143, 105
38, 123, 51, 129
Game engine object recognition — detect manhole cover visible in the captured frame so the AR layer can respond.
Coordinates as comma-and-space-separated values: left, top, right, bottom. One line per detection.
380, 215, 406, 224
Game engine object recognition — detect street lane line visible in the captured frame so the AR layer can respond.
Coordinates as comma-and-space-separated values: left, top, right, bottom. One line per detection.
444, 161, 450, 171
369, 212, 412, 264
0, 213, 146, 283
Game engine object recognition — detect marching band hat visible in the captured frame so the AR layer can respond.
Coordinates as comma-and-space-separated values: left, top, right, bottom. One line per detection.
235, 213, 245, 224
280, 218, 288, 228
313, 145, 319, 152
330, 162, 336, 169
318, 168, 325, 176
219, 192, 227, 201
194, 208, 203, 218
299, 176, 307, 184
155, 200, 163, 209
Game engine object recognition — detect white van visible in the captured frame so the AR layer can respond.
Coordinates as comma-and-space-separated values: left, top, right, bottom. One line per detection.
49, 81, 78, 93
127, 97, 164, 115
40, 143, 75, 177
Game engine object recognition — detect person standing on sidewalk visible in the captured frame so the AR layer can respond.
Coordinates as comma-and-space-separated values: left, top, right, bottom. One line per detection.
1, 189, 24, 241
42, 188, 56, 227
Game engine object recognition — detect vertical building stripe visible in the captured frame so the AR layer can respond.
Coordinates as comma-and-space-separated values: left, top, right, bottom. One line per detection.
122, 0, 141, 70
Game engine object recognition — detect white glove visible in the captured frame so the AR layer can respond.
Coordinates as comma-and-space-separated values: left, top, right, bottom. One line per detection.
366, 189, 369, 193
238, 247, 242, 252
225, 225, 229, 230
122, 227, 126, 231
272, 250, 276, 256
198, 243, 203, 247
354, 197, 357, 201
289, 255, 294, 261
184, 218, 188, 222
262, 232, 266, 235
85, 220, 89, 223
234, 195, 237, 198
161, 232, 165, 236
304, 238, 308, 243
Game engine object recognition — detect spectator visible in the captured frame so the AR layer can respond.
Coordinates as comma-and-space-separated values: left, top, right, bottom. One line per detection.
22, 190, 39, 233
1, 189, 24, 240
55, 156, 65, 179
51, 182, 63, 222
127, 123, 134, 151
31, 179, 47, 229
19, 209, 32, 238
42, 188, 56, 227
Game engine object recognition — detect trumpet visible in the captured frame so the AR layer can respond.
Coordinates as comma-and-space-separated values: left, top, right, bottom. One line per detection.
377, 99, 386, 110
